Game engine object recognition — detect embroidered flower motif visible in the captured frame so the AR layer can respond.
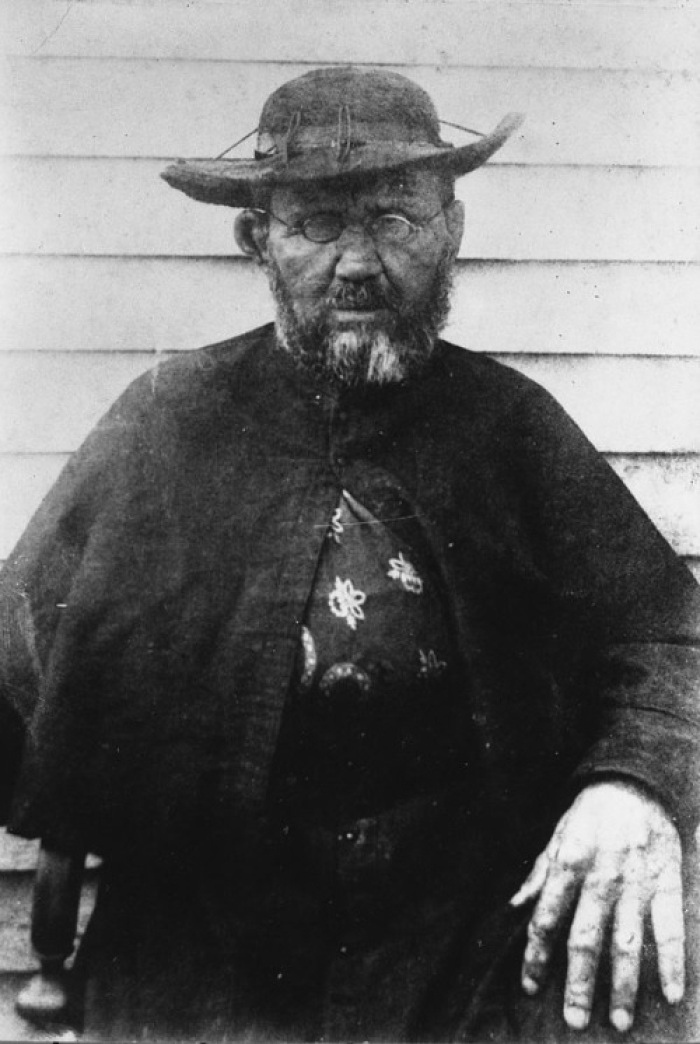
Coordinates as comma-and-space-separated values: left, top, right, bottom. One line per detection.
419, 648, 447, 679
330, 506, 344, 543
319, 662, 371, 698
387, 551, 423, 594
329, 576, 366, 630
298, 625, 318, 691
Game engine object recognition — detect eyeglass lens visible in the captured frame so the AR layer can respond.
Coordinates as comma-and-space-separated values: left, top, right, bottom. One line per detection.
302, 213, 415, 245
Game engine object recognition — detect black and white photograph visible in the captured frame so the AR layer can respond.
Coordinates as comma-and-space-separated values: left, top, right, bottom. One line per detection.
0, 1, 698, 1040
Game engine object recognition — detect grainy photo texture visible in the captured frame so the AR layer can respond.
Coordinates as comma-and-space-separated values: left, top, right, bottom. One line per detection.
0, 2, 698, 1041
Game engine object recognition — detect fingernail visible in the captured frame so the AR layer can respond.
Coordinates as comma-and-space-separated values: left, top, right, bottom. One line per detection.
665, 984, 684, 1005
522, 975, 539, 996
611, 1009, 632, 1033
564, 1006, 589, 1030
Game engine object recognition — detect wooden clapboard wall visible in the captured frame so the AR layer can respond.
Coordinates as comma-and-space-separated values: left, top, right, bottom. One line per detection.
0, 1, 698, 574
0, 0, 698, 1031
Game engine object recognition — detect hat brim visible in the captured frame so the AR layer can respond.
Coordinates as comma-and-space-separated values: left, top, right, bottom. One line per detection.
161, 113, 523, 208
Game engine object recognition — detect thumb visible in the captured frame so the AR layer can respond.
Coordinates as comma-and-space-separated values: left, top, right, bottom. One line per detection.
510, 849, 549, 907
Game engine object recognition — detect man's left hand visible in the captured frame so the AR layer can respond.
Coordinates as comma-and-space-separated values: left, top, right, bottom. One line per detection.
510, 780, 684, 1033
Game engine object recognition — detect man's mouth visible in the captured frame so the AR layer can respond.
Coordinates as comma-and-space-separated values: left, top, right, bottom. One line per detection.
329, 282, 394, 312
326, 283, 397, 326
332, 306, 387, 321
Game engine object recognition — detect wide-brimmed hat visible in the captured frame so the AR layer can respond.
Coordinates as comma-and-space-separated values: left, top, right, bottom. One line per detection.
162, 67, 523, 208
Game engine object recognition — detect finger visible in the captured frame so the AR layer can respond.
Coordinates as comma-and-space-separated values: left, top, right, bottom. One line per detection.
651, 863, 685, 1004
512, 814, 571, 908
521, 859, 579, 994
609, 891, 645, 1033
564, 870, 619, 1030
510, 850, 549, 907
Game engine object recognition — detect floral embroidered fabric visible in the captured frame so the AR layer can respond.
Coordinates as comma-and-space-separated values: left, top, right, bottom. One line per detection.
274, 489, 468, 823
298, 489, 451, 700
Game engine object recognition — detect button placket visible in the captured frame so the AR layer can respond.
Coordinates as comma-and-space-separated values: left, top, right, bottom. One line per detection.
328, 399, 352, 474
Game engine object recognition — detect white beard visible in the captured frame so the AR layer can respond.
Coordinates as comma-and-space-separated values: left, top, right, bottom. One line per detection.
267, 253, 455, 389
323, 327, 410, 386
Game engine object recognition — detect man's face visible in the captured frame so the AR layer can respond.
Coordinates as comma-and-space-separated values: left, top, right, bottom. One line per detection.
253, 170, 464, 387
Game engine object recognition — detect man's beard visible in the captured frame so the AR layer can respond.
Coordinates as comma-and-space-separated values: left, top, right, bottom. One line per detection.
268, 253, 455, 389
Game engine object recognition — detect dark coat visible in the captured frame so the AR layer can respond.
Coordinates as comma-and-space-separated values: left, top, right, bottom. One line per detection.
1, 325, 698, 867
2, 325, 700, 1039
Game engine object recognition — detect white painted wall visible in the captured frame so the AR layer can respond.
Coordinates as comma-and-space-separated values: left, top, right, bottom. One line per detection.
0, 0, 698, 981
0, 0, 698, 574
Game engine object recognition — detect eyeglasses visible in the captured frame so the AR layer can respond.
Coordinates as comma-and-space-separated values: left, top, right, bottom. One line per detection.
255, 206, 446, 246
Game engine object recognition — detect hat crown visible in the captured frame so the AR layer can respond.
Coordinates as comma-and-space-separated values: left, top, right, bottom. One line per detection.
257, 67, 444, 155
161, 66, 523, 209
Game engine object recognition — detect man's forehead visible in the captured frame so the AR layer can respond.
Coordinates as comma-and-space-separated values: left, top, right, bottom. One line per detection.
271, 169, 447, 212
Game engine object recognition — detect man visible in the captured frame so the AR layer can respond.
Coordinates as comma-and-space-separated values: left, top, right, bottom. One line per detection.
0, 67, 698, 1041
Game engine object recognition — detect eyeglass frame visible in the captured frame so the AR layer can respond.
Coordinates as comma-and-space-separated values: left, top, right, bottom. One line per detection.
250, 205, 448, 246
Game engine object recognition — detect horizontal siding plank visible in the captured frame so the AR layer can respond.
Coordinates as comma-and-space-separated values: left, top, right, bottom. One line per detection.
0, 832, 101, 874
0, 257, 268, 355
0, 454, 68, 558
0, 351, 698, 453
0, 834, 40, 874
2, 58, 698, 169
1, 452, 696, 562
0, 874, 34, 974
502, 354, 700, 454
1, 257, 699, 359
606, 456, 700, 557
1, 1, 697, 70
2, 159, 698, 262
0, 352, 152, 455
449, 262, 700, 358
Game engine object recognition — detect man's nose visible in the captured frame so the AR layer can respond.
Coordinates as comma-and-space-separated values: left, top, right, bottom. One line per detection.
333, 227, 382, 280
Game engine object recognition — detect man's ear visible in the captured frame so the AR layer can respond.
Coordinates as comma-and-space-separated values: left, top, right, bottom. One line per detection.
444, 199, 465, 256
234, 209, 270, 264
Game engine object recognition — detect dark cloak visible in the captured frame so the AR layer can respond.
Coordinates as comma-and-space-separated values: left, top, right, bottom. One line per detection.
1, 325, 698, 857
0, 326, 698, 1038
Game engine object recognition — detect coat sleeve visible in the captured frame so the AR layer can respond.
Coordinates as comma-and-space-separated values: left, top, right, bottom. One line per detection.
512, 380, 700, 832
0, 378, 157, 835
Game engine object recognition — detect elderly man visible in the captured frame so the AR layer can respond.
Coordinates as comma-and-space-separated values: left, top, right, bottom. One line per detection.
0, 67, 698, 1042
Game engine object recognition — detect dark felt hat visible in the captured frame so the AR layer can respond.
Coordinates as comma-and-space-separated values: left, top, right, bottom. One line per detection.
161, 67, 524, 208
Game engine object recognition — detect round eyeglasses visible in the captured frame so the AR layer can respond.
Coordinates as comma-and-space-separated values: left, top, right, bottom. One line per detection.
255, 206, 446, 246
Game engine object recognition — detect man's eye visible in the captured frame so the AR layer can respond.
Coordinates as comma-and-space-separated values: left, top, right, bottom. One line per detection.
371, 214, 415, 243
301, 214, 344, 242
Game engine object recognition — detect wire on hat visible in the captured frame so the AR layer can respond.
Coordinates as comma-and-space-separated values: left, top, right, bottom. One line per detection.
337, 105, 353, 163
213, 115, 485, 162
440, 119, 484, 138
215, 128, 259, 161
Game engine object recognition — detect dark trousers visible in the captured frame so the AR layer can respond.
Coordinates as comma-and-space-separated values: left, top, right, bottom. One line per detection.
72, 813, 699, 1042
